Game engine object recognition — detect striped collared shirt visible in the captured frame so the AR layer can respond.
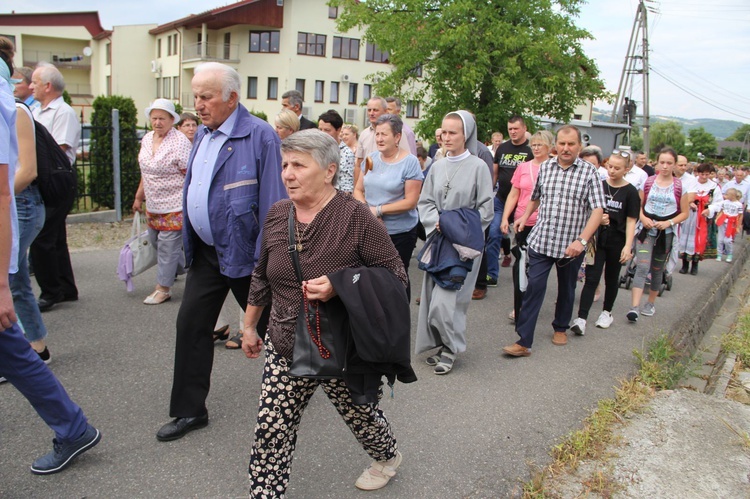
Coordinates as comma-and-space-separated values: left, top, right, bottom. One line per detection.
527, 156, 606, 259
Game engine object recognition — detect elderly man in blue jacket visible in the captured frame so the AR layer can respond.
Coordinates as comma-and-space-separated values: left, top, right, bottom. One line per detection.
156, 62, 287, 441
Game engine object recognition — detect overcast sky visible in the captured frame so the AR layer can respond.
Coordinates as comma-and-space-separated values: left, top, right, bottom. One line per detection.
4, 0, 749, 123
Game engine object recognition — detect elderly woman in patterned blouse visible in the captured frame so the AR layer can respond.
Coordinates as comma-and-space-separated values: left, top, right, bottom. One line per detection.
241, 130, 408, 496
133, 98, 192, 305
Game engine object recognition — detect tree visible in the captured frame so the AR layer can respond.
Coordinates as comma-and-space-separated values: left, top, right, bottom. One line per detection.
331, 0, 607, 142
686, 127, 717, 161
726, 123, 750, 142
649, 121, 685, 153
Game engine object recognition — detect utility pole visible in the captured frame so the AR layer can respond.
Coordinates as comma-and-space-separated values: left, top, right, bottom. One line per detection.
611, 0, 653, 156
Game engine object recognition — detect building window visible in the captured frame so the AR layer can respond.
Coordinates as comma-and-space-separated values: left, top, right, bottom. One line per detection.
156, 77, 161, 98
224, 32, 231, 60
268, 77, 278, 100
348, 83, 358, 105
173, 77, 179, 102
314, 81, 324, 103
297, 32, 326, 57
332, 36, 359, 60
365, 42, 389, 63
412, 63, 423, 77
249, 31, 280, 53
406, 101, 420, 119
328, 6, 338, 19
247, 77, 258, 99
167, 36, 172, 56
330, 81, 339, 103
197, 33, 203, 56
106, 75, 111, 96
173, 34, 178, 56
295, 79, 306, 100
157, 39, 162, 58
105, 43, 111, 65
363, 84, 372, 103
163, 77, 171, 99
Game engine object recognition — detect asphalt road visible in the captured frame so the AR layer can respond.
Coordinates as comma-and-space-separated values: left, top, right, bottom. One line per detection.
0, 243, 738, 498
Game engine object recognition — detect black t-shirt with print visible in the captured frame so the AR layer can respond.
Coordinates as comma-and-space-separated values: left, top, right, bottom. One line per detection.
494, 140, 533, 201
599, 180, 640, 248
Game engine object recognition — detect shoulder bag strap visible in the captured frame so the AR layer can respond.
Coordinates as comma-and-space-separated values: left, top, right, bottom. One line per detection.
288, 204, 304, 284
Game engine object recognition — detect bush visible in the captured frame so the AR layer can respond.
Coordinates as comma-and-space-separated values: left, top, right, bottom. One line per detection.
250, 109, 268, 122
89, 95, 140, 211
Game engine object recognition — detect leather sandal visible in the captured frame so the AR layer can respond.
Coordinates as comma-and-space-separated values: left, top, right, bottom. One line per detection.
213, 325, 230, 342
225, 332, 243, 349
143, 289, 171, 305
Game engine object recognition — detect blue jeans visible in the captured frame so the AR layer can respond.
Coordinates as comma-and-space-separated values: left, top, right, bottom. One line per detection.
514, 248, 584, 348
0, 322, 88, 442
486, 197, 508, 280
10, 185, 48, 342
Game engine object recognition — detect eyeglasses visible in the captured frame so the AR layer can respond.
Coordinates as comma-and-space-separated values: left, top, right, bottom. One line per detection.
612, 150, 631, 158
530, 143, 546, 148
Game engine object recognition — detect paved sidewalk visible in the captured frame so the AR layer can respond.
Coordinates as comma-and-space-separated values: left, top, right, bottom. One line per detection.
0, 241, 745, 497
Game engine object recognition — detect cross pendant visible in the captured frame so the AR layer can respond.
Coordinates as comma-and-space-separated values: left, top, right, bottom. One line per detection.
443, 182, 450, 198
296, 243, 303, 252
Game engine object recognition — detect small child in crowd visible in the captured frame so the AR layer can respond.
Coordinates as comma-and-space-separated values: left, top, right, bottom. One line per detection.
715, 188, 743, 263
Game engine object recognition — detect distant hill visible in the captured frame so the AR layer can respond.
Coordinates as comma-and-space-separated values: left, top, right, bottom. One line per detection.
591, 108, 743, 140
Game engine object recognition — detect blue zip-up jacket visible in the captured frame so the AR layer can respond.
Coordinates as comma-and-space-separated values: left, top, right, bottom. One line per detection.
417, 208, 484, 289
182, 104, 287, 278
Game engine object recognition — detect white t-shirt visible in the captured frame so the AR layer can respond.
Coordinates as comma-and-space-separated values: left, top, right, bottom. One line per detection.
624, 165, 648, 191
676, 172, 698, 194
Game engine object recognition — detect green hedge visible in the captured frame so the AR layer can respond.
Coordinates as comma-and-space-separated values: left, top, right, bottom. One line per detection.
89, 95, 140, 211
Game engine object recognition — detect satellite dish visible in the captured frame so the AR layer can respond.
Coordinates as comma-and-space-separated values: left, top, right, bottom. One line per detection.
83, 47, 93, 57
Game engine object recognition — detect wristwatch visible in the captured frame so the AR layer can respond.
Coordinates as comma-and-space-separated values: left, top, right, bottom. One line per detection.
577, 237, 588, 246
669, 219, 674, 226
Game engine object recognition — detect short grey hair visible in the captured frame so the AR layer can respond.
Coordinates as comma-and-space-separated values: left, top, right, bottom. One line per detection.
375, 113, 403, 136
281, 129, 339, 186
194, 62, 240, 102
368, 96, 388, 111
35, 62, 65, 92
15, 66, 33, 84
281, 89, 304, 109
580, 146, 603, 165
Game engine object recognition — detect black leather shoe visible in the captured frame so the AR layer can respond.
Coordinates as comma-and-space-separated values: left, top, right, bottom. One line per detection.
156, 414, 208, 442
37, 296, 61, 312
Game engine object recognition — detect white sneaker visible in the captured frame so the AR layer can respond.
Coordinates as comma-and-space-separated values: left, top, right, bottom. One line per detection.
570, 317, 586, 336
595, 311, 614, 329
727, 255, 733, 263
716, 255, 722, 262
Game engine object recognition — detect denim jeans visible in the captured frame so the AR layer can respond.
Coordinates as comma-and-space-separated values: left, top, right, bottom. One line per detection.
10, 185, 48, 342
0, 322, 87, 442
486, 197, 509, 280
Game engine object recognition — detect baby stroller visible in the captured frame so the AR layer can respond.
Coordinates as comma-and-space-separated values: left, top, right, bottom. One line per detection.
618, 243, 674, 297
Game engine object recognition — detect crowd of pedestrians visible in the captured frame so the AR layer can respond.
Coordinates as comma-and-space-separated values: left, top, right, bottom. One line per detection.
1, 45, 747, 496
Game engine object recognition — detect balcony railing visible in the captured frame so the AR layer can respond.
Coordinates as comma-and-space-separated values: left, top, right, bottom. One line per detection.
23, 49, 91, 69
183, 42, 240, 63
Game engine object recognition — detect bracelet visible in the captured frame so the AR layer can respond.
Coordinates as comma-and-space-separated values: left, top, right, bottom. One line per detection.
376, 205, 383, 218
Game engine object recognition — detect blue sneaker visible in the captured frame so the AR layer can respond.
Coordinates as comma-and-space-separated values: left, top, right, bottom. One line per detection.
31, 424, 101, 475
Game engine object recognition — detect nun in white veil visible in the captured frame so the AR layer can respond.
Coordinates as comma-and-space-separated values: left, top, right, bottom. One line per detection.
415, 110, 494, 374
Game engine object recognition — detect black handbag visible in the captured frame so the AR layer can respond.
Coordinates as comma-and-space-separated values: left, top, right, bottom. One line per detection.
287, 205, 345, 379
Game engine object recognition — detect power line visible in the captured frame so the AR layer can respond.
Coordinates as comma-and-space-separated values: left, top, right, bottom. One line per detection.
650, 52, 750, 106
650, 66, 750, 121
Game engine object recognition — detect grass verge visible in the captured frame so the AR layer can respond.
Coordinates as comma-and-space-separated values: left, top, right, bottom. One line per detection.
720, 306, 750, 369
521, 333, 698, 498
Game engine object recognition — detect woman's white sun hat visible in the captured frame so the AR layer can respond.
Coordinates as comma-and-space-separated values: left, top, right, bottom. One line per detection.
145, 98, 180, 122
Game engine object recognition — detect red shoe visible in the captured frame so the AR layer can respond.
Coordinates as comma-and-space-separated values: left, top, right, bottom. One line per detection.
472, 288, 486, 300
501, 255, 512, 268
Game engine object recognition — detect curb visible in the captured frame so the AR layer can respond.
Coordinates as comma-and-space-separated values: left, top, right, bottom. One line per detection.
68, 210, 118, 224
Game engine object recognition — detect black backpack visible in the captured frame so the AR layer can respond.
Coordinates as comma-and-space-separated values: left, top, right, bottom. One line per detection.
16, 100, 76, 207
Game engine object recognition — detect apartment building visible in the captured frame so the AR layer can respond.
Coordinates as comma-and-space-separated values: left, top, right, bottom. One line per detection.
1, 0, 421, 131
